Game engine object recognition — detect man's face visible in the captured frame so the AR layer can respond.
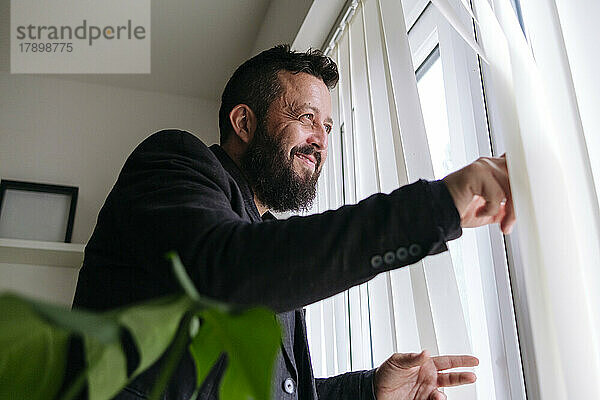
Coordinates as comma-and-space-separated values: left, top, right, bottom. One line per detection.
241, 71, 332, 212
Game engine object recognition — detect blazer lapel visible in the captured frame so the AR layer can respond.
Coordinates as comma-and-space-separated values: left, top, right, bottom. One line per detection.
209, 144, 261, 221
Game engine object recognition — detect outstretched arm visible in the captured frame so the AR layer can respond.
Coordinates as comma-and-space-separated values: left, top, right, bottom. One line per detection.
86, 130, 513, 314
106, 130, 463, 312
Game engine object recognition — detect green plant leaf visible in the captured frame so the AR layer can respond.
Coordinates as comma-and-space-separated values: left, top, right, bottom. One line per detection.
84, 336, 127, 400
4, 293, 126, 400
190, 308, 281, 400
29, 298, 120, 344
188, 316, 223, 389
147, 313, 193, 400
166, 251, 201, 302
0, 293, 70, 400
118, 295, 193, 377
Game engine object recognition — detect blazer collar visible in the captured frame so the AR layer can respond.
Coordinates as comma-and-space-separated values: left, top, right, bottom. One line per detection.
209, 144, 262, 222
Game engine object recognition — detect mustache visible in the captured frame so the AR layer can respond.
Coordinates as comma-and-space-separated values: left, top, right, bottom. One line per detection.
291, 145, 322, 167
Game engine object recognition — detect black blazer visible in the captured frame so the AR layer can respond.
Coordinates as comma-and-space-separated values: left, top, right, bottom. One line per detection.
73, 129, 461, 399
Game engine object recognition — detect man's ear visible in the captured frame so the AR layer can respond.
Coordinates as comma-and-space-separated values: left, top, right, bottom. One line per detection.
229, 104, 257, 144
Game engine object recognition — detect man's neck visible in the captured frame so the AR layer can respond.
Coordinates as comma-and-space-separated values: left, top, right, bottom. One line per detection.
254, 195, 269, 216
221, 142, 270, 217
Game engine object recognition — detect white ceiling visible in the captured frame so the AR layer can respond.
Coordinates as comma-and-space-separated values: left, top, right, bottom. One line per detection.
0, 0, 315, 101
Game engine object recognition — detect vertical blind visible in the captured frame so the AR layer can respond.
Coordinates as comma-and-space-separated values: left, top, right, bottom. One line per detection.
304, 0, 526, 398
305, 0, 600, 398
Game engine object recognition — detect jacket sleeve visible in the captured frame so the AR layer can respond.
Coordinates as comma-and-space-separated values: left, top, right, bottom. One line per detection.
315, 369, 376, 400
111, 130, 461, 313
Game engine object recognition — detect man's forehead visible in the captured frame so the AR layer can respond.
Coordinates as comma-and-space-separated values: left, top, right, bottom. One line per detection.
277, 71, 332, 111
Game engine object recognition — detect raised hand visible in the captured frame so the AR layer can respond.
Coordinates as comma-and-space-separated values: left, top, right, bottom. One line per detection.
443, 155, 515, 234
373, 350, 478, 400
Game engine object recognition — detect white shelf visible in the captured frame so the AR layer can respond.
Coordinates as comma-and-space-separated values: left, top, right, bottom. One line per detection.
0, 238, 85, 269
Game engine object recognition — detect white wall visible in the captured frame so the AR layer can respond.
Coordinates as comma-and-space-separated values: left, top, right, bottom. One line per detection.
292, 0, 345, 51
0, 72, 220, 244
251, 0, 314, 54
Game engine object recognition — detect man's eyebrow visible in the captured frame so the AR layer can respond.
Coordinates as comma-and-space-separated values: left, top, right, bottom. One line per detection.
299, 103, 334, 125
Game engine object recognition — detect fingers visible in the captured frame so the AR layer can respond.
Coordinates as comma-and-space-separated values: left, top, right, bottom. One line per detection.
468, 156, 516, 233
500, 199, 516, 233
482, 156, 516, 234
429, 389, 447, 400
475, 190, 504, 218
437, 372, 477, 387
432, 355, 478, 390
432, 355, 479, 370
498, 164, 516, 234
476, 159, 507, 214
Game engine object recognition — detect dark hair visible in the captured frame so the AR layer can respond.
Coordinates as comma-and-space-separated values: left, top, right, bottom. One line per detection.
218, 44, 339, 144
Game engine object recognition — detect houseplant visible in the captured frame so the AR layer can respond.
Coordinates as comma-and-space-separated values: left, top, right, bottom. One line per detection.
0, 252, 281, 400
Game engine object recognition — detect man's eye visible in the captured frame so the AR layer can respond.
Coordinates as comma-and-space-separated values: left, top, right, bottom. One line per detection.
325, 125, 332, 134
300, 113, 313, 122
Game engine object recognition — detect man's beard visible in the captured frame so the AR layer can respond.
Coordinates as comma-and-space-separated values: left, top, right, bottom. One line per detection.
241, 122, 322, 213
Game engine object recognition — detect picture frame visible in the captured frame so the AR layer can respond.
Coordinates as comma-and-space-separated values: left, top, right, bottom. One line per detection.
0, 180, 78, 243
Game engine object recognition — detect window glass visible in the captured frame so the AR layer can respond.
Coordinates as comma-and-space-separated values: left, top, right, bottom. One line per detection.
416, 47, 472, 335
416, 46, 454, 178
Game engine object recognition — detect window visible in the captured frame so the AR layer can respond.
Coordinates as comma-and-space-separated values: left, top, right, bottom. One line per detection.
416, 46, 452, 179
305, 0, 526, 399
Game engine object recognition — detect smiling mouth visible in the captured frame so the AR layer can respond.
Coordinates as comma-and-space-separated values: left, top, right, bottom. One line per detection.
295, 153, 316, 169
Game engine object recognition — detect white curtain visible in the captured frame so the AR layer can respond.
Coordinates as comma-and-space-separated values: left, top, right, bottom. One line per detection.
431, 0, 600, 398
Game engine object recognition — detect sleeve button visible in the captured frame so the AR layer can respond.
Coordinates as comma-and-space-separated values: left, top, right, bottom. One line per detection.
396, 247, 408, 261
409, 244, 421, 256
370, 255, 384, 268
384, 251, 396, 265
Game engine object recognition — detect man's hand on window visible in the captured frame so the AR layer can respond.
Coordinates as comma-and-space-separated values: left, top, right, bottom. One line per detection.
373, 350, 479, 400
443, 154, 516, 234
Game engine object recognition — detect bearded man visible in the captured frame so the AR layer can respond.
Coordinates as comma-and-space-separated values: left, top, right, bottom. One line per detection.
73, 45, 515, 399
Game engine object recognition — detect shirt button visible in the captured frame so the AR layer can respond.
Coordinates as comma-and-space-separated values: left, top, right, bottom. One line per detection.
283, 377, 295, 394
396, 247, 408, 261
383, 251, 396, 265
409, 243, 422, 256
370, 255, 383, 269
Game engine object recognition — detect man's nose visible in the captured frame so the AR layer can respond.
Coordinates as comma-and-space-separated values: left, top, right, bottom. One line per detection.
307, 124, 328, 151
